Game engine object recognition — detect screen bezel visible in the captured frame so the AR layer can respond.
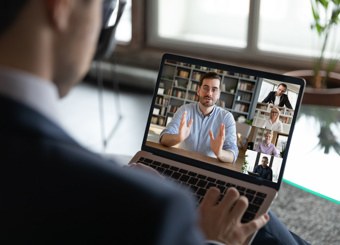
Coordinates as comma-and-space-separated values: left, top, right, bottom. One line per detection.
141, 53, 306, 191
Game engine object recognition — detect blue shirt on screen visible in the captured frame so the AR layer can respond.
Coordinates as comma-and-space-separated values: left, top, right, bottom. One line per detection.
160, 102, 238, 163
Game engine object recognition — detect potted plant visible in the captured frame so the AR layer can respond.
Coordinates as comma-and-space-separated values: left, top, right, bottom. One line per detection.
285, 0, 340, 106
298, 105, 340, 155
242, 154, 249, 173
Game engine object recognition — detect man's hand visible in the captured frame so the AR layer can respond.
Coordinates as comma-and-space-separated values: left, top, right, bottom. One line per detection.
178, 111, 193, 143
209, 123, 225, 159
199, 187, 269, 245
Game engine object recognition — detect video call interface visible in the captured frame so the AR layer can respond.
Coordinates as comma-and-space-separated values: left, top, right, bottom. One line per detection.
146, 58, 301, 183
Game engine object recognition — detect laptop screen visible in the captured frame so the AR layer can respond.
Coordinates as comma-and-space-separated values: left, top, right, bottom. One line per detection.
143, 53, 305, 188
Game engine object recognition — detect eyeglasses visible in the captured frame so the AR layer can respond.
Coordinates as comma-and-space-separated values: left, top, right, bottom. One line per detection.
271, 111, 278, 114
201, 85, 220, 95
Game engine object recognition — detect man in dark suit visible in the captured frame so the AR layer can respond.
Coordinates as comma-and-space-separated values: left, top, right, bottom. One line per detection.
262, 83, 293, 109
0, 1, 311, 245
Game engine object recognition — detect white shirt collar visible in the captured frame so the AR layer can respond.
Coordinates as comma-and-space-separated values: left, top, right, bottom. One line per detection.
0, 66, 62, 126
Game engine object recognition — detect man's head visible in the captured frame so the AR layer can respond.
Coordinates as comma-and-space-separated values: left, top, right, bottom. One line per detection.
261, 156, 269, 167
276, 83, 287, 96
0, 0, 104, 97
197, 72, 221, 108
264, 132, 272, 144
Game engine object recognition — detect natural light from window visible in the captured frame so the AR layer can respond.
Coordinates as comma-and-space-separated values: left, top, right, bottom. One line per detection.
115, 0, 132, 43
258, 0, 340, 58
157, 0, 249, 48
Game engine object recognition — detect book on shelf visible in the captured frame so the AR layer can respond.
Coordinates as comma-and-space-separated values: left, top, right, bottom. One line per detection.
151, 116, 158, 124
234, 103, 248, 112
169, 106, 179, 113
193, 72, 202, 81
160, 107, 166, 116
238, 93, 251, 102
238, 82, 254, 91
221, 83, 226, 92
174, 80, 178, 87
187, 80, 191, 90
177, 70, 190, 78
153, 108, 160, 115
188, 94, 198, 101
156, 96, 162, 105
191, 83, 198, 91
279, 117, 290, 124
218, 100, 225, 108
257, 104, 267, 110
158, 117, 165, 126
163, 98, 169, 106
165, 59, 177, 65
157, 87, 164, 95
172, 89, 186, 99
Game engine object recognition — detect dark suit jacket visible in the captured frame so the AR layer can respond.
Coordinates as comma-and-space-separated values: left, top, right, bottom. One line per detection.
262, 91, 293, 109
0, 96, 204, 245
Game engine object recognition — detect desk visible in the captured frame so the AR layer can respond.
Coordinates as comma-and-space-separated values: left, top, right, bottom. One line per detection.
284, 105, 340, 204
146, 141, 243, 172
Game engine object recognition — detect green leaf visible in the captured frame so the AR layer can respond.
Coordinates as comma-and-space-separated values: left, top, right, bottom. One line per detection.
332, 0, 340, 6
317, 0, 329, 8
315, 23, 324, 35
311, 2, 320, 21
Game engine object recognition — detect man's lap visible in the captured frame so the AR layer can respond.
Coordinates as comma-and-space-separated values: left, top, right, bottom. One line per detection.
252, 211, 310, 245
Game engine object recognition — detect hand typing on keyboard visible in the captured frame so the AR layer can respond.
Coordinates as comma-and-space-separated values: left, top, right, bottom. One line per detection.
199, 187, 269, 245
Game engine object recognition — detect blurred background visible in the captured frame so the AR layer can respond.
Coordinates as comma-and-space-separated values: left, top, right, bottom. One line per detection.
59, 1, 340, 244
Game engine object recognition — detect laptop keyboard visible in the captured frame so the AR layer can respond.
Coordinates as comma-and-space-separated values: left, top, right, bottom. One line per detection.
137, 157, 267, 223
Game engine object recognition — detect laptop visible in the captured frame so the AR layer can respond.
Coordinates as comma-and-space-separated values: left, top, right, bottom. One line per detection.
129, 53, 305, 242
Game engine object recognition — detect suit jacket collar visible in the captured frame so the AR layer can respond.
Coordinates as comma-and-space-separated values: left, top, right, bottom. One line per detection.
0, 95, 77, 145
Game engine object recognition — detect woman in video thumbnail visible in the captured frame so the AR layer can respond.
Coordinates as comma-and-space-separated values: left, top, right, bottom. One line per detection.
262, 107, 283, 132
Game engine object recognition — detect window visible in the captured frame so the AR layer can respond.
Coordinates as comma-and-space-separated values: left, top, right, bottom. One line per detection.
115, 0, 132, 43
147, 0, 340, 67
258, 80, 274, 102
245, 150, 258, 172
259, 0, 340, 58
151, 0, 249, 48
271, 157, 282, 183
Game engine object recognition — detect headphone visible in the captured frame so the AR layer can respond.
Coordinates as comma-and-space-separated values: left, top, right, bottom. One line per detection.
94, 0, 127, 60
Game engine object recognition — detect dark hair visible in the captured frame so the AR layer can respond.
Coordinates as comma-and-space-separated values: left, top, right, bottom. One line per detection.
0, 1, 30, 36
262, 156, 269, 162
278, 83, 287, 89
199, 72, 221, 88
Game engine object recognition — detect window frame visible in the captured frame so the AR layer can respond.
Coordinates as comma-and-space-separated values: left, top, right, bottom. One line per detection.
145, 0, 316, 71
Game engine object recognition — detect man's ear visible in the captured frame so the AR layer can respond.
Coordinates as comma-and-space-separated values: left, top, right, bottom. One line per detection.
45, 0, 72, 31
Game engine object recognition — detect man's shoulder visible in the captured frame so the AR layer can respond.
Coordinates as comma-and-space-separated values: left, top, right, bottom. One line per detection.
215, 105, 232, 116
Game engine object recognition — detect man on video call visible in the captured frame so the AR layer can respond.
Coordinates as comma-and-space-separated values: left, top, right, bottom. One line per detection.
254, 157, 273, 181
256, 132, 280, 157
262, 83, 293, 109
0, 0, 310, 244
159, 72, 238, 163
